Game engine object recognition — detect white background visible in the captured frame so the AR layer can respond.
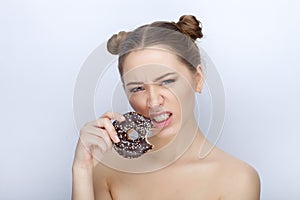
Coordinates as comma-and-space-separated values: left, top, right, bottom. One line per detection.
1, 0, 299, 199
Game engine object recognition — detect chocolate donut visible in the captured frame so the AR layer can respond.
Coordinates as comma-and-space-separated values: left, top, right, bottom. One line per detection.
112, 112, 153, 159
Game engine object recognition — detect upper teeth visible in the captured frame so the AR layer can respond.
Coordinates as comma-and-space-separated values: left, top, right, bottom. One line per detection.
153, 113, 170, 122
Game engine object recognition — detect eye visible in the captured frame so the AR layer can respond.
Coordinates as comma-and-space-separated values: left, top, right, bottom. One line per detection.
160, 79, 176, 86
130, 86, 144, 93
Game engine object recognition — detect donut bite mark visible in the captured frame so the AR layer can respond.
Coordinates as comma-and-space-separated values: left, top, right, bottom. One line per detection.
112, 112, 153, 159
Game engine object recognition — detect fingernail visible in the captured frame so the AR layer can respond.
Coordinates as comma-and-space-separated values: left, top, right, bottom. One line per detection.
114, 135, 120, 143
120, 116, 125, 121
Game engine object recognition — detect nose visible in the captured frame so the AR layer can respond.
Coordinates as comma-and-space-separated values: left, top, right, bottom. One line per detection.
146, 84, 164, 109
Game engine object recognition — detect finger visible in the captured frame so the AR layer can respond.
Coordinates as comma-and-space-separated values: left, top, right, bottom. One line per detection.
101, 111, 125, 122
80, 133, 111, 155
95, 118, 120, 143
84, 120, 120, 143
80, 126, 113, 150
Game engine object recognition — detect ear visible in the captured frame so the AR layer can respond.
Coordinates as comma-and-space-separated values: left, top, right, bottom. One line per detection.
195, 64, 204, 93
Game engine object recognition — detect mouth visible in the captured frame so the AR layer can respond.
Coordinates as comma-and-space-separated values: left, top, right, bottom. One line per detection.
150, 112, 173, 128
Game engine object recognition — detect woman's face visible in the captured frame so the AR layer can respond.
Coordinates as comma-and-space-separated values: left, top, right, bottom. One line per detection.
121, 47, 203, 138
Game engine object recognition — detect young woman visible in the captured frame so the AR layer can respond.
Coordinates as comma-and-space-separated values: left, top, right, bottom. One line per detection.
72, 15, 261, 200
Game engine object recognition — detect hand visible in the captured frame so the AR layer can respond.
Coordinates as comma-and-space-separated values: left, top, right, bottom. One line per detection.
72, 111, 125, 170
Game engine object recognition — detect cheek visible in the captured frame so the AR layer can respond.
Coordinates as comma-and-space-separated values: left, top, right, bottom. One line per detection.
170, 82, 195, 112
128, 94, 148, 116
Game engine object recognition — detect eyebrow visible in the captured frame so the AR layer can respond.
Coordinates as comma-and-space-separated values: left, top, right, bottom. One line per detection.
125, 72, 177, 86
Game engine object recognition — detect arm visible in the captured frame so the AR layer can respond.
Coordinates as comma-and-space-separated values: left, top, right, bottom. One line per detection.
72, 112, 124, 200
72, 167, 94, 200
72, 165, 113, 200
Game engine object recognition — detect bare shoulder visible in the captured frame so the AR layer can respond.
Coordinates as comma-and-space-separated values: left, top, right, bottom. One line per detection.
210, 147, 261, 200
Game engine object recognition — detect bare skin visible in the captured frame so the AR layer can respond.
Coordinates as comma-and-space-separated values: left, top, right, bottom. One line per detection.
93, 133, 260, 200
72, 48, 260, 200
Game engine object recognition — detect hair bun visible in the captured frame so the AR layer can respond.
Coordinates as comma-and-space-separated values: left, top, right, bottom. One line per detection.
176, 15, 203, 40
107, 31, 129, 55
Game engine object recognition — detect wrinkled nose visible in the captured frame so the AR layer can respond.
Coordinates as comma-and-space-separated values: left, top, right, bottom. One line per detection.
147, 85, 164, 109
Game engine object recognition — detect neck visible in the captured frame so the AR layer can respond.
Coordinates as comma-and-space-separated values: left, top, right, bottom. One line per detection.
146, 117, 207, 163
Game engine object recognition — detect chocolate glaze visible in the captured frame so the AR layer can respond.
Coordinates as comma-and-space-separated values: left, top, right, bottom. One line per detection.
112, 112, 153, 159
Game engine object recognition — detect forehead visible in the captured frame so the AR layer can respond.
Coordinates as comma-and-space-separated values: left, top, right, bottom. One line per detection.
122, 48, 191, 82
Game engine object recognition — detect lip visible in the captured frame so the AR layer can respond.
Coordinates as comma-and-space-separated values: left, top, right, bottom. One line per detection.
150, 111, 173, 128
